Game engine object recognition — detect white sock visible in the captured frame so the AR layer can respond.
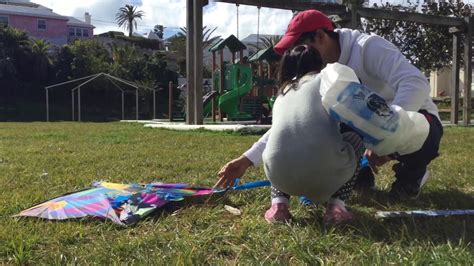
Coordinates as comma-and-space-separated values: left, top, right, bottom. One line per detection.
271, 196, 289, 205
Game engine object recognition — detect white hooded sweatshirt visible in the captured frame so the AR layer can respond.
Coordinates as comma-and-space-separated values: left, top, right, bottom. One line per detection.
244, 29, 439, 166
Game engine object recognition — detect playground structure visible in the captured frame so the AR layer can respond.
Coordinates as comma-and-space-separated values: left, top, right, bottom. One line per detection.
248, 46, 282, 120
169, 35, 279, 122
208, 35, 255, 121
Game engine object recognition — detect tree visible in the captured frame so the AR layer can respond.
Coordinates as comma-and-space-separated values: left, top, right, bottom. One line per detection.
0, 57, 16, 80
29, 39, 52, 81
248, 35, 282, 51
153, 25, 166, 39
0, 26, 29, 79
362, 1, 471, 71
66, 39, 111, 78
0, 26, 29, 56
115, 4, 145, 37
110, 43, 146, 81
178, 26, 221, 49
167, 26, 221, 76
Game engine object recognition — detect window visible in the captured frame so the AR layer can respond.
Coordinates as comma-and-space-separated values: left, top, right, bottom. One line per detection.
69, 27, 75, 36
75, 28, 82, 37
82, 29, 89, 37
0, 16, 8, 27
37, 19, 46, 30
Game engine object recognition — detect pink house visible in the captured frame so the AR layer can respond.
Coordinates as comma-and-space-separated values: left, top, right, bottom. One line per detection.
67, 13, 94, 43
0, 0, 94, 46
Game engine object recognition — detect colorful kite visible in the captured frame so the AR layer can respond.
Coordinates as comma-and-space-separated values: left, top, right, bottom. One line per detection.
15, 180, 270, 225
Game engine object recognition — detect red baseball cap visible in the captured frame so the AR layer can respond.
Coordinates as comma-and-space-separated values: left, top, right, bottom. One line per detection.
274, 10, 334, 55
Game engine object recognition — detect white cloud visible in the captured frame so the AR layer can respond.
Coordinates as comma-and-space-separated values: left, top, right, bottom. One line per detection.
203, 3, 293, 39
30, 0, 293, 39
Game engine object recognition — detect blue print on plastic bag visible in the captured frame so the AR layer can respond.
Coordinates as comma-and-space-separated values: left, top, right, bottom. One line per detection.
335, 82, 399, 133
328, 109, 382, 145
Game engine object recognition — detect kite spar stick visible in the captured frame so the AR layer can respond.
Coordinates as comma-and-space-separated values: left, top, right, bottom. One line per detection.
376, 209, 474, 219
205, 179, 271, 204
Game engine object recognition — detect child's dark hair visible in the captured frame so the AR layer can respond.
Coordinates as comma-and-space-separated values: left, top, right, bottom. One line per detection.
278, 45, 323, 95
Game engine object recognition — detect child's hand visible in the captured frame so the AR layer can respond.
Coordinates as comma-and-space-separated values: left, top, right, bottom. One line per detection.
215, 155, 253, 188
364, 149, 391, 174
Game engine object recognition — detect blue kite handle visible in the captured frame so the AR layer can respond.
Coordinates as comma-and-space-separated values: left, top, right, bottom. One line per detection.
232, 180, 271, 190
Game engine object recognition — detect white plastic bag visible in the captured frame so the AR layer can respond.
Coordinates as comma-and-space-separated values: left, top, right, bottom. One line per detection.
320, 63, 429, 156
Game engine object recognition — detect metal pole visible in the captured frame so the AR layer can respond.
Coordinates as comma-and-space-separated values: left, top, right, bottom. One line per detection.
212, 51, 216, 122
122, 91, 125, 120
268, 62, 272, 79
463, 16, 472, 126
45, 73, 98, 90
46, 88, 49, 122
194, 0, 204, 125
153, 90, 156, 120
169, 81, 174, 122
351, 0, 361, 29
451, 33, 460, 124
103, 76, 126, 120
135, 89, 139, 121
219, 49, 225, 122
78, 87, 81, 122
236, 4, 239, 39
72, 89, 75, 121
257, 6, 261, 50
186, 0, 196, 124
104, 73, 139, 90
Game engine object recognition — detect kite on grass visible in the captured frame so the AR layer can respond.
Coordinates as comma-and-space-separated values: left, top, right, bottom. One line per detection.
15, 180, 270, 225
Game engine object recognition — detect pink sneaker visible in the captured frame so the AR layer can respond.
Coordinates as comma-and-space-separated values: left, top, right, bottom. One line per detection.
323, 203, 353, 225
264, 203, 292, 223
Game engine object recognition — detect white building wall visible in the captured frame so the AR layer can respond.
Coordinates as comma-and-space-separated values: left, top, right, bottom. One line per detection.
430, 67, 474, 98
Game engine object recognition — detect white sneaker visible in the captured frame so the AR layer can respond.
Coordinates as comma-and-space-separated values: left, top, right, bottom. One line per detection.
419, 169, 430, 188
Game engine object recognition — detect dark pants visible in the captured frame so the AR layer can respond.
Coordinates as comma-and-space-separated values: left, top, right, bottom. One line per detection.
390, 110, 443, 188
357, 110, 443, 192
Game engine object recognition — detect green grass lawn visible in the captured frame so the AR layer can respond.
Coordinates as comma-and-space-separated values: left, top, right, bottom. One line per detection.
0, 122, 473, 264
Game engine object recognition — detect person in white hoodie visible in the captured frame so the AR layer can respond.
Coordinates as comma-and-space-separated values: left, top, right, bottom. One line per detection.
215, 10, 443, 223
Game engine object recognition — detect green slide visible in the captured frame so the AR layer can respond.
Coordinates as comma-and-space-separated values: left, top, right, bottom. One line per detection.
218, 64, 253, 121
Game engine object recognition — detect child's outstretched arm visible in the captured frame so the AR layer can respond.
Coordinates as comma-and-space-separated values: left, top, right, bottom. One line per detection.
215, 130, 271, 188
215, 155, 253, 188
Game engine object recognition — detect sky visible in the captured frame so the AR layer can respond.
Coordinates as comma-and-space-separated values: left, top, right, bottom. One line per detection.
30, 0, 294, 39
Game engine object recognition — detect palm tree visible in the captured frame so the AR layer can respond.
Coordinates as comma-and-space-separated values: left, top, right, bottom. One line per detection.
1, 26, 29, 54
178, 26, 221, 49
248, 35, 282, 51
115, 4, 145, 37
111, 43, 139, 65
29, 39, 52, 81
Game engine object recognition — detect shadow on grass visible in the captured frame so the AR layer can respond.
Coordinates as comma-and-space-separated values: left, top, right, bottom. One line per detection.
290, 188, 474, 245
352, 188, 474, 210
348, 209, 473, 245
353, 188, 473, 244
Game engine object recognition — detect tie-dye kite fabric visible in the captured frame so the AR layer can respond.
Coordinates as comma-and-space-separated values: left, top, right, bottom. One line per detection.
16, 180, 270, 225
16, 181, 217, 225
